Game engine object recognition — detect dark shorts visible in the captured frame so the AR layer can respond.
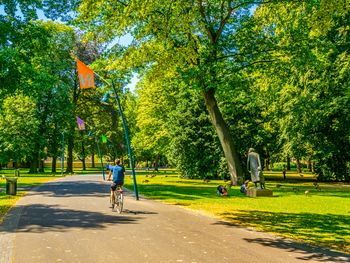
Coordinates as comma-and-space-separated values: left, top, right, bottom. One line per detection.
111, 182, 123, 191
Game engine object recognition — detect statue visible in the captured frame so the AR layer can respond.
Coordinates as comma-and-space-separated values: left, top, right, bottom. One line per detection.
247, 148, 265, 189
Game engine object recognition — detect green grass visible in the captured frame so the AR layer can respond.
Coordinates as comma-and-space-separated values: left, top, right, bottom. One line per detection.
124, 172, 350, 253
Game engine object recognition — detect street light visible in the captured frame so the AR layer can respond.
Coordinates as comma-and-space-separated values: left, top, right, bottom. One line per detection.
61, 131, 65, 176
88, 131, 105, 180
101, 82, 139, 200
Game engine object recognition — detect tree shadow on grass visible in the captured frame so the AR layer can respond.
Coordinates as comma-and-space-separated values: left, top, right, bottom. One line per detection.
243, 237, 350, 262
7, 204, 144, 233
214, 210, 350, 257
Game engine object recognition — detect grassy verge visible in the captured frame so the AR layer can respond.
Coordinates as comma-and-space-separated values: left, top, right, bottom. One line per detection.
124, 171, 350, 253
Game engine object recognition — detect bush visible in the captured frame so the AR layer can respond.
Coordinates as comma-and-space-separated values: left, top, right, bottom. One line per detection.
217, 157, 230, 180
272, 162, 297, 171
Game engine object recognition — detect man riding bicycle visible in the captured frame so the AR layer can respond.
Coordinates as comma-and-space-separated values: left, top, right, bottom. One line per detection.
107, 159, 125, 204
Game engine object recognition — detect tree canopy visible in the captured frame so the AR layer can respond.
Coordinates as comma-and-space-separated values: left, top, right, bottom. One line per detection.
0, 0, 349, 182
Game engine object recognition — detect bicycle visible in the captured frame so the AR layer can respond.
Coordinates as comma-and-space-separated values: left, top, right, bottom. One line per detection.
110, 185, 124, 213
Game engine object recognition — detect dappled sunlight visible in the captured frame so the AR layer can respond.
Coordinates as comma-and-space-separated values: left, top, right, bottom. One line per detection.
217, 210, 350, 253
126, 174, 350, 253
243, 236, 350, 262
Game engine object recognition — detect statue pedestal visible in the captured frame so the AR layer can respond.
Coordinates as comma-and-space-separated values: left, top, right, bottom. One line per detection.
247, 188, 273, 197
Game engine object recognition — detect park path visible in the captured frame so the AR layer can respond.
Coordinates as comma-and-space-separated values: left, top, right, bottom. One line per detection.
1, 175, 349, 263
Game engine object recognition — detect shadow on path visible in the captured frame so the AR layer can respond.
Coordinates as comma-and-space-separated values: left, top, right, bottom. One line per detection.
26, 180, 110, 198
2, 177, 157, 234
10, 204, 143, 233
244, 237, 350, 262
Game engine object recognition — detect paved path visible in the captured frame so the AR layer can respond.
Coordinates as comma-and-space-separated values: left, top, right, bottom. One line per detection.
1, 175, 349, 263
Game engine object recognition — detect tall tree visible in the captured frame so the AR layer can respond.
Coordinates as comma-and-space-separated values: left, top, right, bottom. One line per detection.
76, 0, 271, 184
253, 1, 350, 181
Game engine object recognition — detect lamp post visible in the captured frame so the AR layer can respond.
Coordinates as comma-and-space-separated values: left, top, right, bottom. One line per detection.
88, 131, 105, 180
61, 131, 64, 176
96, 138, 105, 180
101, 81, 139, 200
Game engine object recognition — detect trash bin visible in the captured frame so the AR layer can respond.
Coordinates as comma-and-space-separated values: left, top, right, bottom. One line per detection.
6, 177, 17, 195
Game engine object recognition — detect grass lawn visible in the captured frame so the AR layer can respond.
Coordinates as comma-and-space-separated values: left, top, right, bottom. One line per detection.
124, 170, 350, 253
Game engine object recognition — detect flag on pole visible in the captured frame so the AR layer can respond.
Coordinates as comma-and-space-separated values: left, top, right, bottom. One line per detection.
76, 59, 95, 89
76, 116, 86, 130
101, 135, 107, 143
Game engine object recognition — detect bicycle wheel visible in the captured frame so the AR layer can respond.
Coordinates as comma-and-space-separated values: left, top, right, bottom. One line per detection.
115, 192, 123, 213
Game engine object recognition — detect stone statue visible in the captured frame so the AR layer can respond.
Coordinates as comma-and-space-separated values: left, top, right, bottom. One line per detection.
247, 148, 264, 189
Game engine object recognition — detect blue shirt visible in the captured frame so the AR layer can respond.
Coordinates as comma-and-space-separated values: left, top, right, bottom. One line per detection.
110, 165, 125, 184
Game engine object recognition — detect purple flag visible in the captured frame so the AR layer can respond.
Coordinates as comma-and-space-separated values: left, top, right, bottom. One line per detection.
76, 116, 86, 130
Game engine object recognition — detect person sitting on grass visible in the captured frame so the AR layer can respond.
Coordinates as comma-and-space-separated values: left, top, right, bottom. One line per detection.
240, 180, 250, 194
217, 185, 228, 196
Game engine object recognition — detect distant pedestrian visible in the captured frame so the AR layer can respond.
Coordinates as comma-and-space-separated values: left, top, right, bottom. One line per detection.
283, 165, 287, 180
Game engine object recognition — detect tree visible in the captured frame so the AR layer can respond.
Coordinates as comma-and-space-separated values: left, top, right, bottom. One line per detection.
0, 93, 39, 167
253, 1, 350, 181
168, 85, 223, 179
132, 71, 172, 170
75, 0, 273, 184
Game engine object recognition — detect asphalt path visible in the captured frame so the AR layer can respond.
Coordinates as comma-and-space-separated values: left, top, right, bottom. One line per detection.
1, 175, 349, 263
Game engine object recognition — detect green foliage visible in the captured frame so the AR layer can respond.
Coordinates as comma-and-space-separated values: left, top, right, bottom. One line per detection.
168, 88, 222, 179
252, 1, 350, 181
1, 0, 349, 182
132, 73, 171, 158
0, 93, 39, 163
272, 162, 297, 171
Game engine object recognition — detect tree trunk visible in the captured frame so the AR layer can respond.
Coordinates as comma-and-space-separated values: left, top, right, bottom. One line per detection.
66, 133, 74, 173
297, 158, 302, 173
308, 158, 312, 172
81, 138, 86, 171
39, 159, 44, 173
91, 144, 95, 168
286, 155, 291, 171
154, 155, 159, 172
202, 88, 243, 185
29, 161, 37, 173
52, 157, 57, 173
29, 153, 38, 173
82, 157, 86, 170
66, 72, 80, 174
264, 158, 269, 171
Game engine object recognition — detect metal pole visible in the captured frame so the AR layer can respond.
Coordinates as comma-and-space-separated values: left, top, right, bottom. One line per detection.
96, 139, 105, 180
111, 81, 139, 200
61, 131, 64, 176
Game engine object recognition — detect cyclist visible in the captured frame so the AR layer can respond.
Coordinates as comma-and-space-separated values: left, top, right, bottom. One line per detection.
107, 159, 125, 205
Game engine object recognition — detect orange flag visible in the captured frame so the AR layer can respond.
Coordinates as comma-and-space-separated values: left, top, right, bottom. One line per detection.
76, 59, 95, 89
